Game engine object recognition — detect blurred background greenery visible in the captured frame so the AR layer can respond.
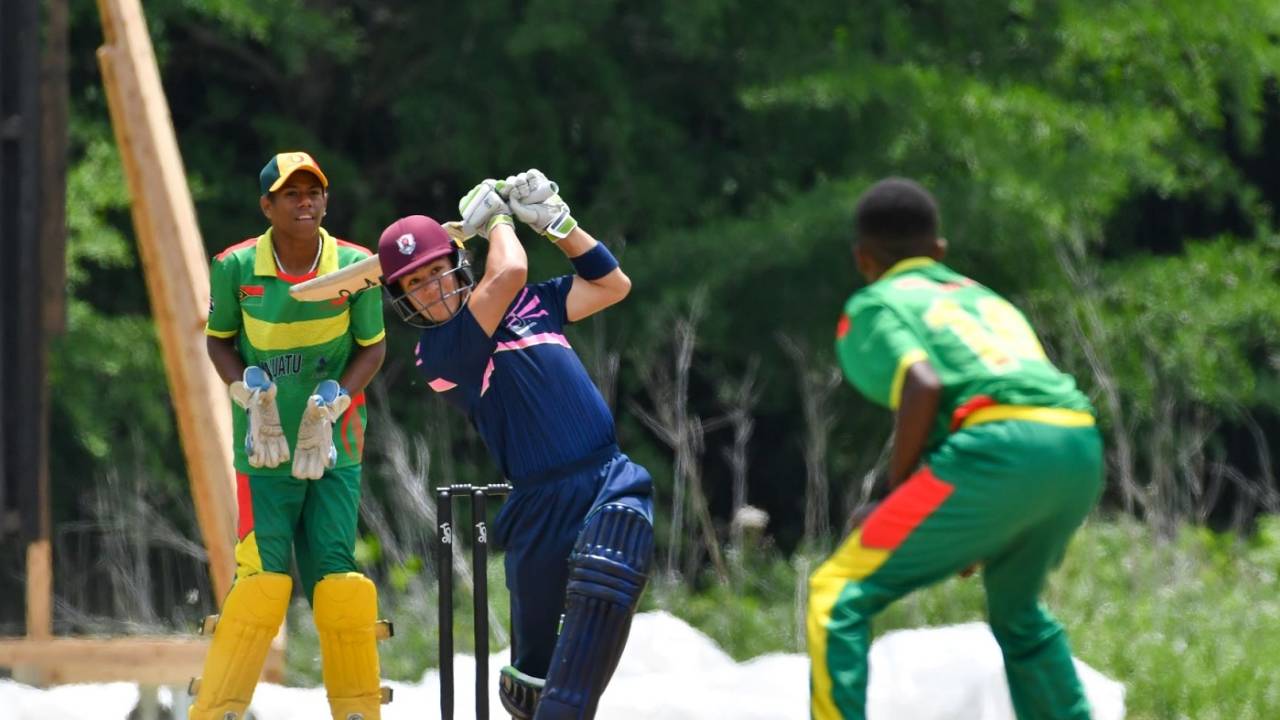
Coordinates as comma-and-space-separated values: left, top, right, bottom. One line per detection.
19, 1, 1280, 717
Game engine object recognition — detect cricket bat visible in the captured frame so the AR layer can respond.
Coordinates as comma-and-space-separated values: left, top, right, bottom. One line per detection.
289, 221, 470, 302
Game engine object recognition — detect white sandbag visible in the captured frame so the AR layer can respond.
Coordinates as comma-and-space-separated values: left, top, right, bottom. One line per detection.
0, 681, 138, 720
866, 622, 1126, 720
0, 612, 1124, 720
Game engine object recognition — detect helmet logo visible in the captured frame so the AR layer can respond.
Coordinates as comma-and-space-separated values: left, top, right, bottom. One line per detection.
396, 233, 416, 255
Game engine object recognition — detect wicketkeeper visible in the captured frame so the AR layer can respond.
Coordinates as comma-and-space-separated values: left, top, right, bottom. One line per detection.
192, 152, 390, 720
375, 170, 655, 720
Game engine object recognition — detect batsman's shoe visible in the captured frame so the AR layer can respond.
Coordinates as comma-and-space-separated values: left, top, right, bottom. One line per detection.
315, 572, 389, 720
229, 366, 290, 468
500, 665, 545, 720
188, 572, 292, 720
292, 380, 351, 480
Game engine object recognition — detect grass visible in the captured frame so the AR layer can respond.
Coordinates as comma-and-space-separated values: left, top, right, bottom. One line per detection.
1041, 517, 1280, 720
284, 516, 1280, 719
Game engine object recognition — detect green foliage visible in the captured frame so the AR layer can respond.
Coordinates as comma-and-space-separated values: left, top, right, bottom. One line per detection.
644, 547, 806, 660
1052, 518, 1280, 719
353, 533, 382, 569
57, 0, 1280, 572
50, 116, 186, 499
63, 122, 133, 288
1063, 239, 1280, 412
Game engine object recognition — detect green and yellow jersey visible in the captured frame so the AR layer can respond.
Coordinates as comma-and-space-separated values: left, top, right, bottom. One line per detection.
835, 258, 1092, 446
206, 228, 385, 475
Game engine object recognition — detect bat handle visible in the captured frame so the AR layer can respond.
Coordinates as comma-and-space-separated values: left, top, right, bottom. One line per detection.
443, 221, 473, 244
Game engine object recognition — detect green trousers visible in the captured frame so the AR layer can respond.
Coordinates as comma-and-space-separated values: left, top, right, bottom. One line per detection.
809, 420, 1103, 720
233, 465, 362, 605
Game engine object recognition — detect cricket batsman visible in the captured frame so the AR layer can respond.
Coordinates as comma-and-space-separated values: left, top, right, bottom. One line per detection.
809, 177, 1103, 719
375, 169, 654, 719
191, 152, 390, 720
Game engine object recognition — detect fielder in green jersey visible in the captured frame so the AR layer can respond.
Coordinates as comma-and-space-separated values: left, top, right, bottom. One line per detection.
193, 152, 391, 720
207, 227, 384, 478
808, 178, 1103, 720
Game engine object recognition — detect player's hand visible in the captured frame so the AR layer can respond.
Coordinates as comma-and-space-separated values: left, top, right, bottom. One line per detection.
228, 367, 290, 469
291, 380, 352, 480
458, 179, 514, 240
506, 169, 577, 240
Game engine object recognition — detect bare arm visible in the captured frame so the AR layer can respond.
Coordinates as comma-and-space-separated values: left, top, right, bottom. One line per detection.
887, 361, 942, 489
467, 222, 528, 336
558, 226, 631, 322
340, 339, 386, 395
207, 335, 246, 385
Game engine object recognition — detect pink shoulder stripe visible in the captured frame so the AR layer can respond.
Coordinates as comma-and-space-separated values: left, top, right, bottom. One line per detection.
428, 378, 457, 392
480, 358, 496, 396
516, 294, 542, 317
494, 332, 570, 353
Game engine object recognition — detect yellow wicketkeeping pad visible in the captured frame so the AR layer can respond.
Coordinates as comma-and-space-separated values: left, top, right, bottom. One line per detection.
314, 572, 385, 720
189, 572, 292, 720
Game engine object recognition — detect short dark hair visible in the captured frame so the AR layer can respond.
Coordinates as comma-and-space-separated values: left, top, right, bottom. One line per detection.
854, 177, 939, 263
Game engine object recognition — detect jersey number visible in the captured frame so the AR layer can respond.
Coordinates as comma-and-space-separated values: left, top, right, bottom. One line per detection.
923, 297, 1046, 373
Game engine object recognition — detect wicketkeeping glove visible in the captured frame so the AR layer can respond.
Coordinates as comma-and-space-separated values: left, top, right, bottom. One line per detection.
291, 380, 352, 480
505, 169, 577, 240
228, 366, 290, 469
458, 179, 515, 240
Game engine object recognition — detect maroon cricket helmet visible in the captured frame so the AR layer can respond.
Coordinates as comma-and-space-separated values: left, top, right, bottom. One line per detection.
377, 214, 475, 328
377, 214, 460, 283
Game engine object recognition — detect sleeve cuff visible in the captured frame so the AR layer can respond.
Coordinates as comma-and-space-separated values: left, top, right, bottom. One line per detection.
205, 326, 239, 339
889, 349, 929, 410
355, 329, 386, 347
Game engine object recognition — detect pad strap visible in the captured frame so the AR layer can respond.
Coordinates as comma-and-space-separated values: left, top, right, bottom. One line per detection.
500, 665, 545, 720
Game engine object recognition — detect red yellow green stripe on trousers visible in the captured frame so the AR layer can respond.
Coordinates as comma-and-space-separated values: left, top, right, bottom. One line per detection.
808, 469, 954, 719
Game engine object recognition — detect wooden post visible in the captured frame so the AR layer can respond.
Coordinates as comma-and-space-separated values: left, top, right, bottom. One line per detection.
42, 0, 69, 337
31, 0, 69, 648
25, 541, 51, 639
94, 0, 237, 605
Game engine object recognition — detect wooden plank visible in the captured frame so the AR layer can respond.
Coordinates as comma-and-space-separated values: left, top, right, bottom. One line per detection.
25, 541, 51, 639
0, 636, 285, 686
94, 0, 238, 605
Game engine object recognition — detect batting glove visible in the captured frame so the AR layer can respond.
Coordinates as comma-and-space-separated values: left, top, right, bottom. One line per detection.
291, 380, 352, 480
506, 169, 577, 240
458, 179, 515, 240
228, 366, 290, 469
499, 168, 559, 205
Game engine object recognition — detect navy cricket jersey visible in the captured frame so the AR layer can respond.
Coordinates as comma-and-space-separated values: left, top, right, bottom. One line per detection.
414, 276, 616, 483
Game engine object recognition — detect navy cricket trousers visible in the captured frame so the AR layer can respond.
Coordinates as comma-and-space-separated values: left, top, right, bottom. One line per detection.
493, 445, 654, 678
